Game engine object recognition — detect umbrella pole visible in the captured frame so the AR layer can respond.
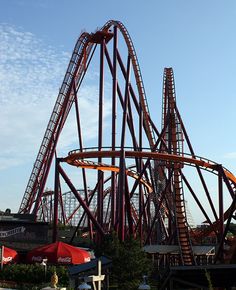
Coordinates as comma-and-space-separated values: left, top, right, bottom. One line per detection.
1, 245, 4, 270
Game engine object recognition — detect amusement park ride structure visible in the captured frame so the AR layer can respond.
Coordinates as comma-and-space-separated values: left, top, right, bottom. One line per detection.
18, 20, 236, 266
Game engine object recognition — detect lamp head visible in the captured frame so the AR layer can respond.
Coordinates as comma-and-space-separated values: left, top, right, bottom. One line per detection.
78, 281, 91, 290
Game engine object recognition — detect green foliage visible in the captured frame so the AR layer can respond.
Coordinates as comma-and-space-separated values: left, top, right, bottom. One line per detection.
0, 264, 69, 288
96, 232, 151, 290
95, 231, 121, 258
228, 223, 236, 235
205, 269, 213, 290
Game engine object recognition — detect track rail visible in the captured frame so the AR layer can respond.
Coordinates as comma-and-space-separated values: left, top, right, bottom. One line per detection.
64, 149, 236, 242
67, 159, 153, 193
18, 20, 235, 264
65, 149, 236, 187
19, 33, 93, 213
162, 68, 194, 265
66, 147, 236, 207
19, 20, 157, 214
102, 20, 156, 148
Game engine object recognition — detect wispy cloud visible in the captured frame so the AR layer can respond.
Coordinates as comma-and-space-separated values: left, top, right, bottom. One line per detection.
0, 23, 111, 171
0, 24, 69, 105
57, 84, 112, 155
0, 24, 70, 170
223, 152, 236, 159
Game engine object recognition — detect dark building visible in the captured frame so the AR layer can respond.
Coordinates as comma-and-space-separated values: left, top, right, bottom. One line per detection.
0, 213, 49, 251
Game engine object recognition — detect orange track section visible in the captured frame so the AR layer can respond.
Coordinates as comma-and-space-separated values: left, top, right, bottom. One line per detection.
65, 150, 236, 185
64, 150, 236, 238
68, 159, 153, 193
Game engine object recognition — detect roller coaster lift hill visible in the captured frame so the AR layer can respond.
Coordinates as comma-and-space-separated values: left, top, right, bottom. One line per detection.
18, 20, 236, 267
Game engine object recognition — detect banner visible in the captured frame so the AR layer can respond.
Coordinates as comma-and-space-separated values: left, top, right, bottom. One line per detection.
0, 226, 25, 238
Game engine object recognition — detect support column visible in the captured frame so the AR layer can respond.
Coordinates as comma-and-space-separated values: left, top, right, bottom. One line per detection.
74, 82, 93, 240
52, 158, 60, 243
218, 166, 224, 245
139, 95, 143, 240
118, 54, 131, 241
111, 26, 118, 228
118, 149, 126, 241
97, 37, 105, 240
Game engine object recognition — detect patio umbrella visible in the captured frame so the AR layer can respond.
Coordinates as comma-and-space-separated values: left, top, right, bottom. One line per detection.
27, 241, 91, 265
2, 246, 18, 264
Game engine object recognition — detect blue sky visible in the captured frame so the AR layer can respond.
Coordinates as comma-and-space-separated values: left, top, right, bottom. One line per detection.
0, 0, 236, 222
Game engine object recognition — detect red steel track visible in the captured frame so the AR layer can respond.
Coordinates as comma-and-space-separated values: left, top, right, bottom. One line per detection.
18, 21, 236, 266
65, 150, 235, 182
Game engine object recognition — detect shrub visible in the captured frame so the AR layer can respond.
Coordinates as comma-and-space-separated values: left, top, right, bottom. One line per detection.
0, 264, 69, 288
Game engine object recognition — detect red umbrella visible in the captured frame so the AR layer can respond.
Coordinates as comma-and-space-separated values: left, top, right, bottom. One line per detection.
2, 246, 18, 264
27, 241, 91, 265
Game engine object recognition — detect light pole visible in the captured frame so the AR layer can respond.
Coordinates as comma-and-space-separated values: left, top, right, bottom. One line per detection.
138, 275, 150, 290
40, 258, 48, 280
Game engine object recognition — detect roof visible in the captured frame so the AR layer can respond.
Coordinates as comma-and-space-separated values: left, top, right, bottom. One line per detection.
161, 264, 236, 288
68, 256, 112, 276
143, 245, 215, 255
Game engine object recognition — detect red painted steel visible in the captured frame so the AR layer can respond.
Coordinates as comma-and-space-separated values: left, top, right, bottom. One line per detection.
18, 20, 236, 265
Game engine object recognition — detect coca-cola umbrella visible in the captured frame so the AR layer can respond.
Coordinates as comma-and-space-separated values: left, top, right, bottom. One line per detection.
2, 246, 18, 264
27, 241, 91, 265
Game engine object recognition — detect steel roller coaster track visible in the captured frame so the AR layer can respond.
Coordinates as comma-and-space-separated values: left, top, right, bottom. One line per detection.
19, 20, 236, 266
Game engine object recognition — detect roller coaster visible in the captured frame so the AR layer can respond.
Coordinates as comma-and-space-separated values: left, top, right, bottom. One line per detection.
18, 20, 236, 267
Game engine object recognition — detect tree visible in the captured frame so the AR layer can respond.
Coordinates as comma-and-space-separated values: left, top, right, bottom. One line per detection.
96, 233, 151, 290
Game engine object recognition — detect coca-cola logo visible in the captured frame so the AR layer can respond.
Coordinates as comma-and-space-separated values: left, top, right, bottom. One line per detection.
57, 256, 71, 263
3, 256, 13, 262
32, 256, 42, 262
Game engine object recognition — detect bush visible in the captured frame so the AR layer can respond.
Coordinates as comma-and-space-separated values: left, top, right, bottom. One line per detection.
0, 264, 69, 288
